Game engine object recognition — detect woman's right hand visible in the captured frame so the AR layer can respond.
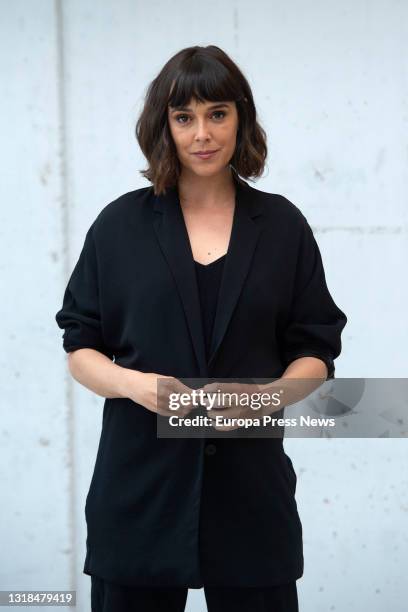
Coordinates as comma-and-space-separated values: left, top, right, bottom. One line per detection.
121, 370, 196, 417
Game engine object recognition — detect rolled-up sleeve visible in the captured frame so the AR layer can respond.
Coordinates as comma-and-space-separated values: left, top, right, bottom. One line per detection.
282, 213, 347, 380
55, 222, 113, 359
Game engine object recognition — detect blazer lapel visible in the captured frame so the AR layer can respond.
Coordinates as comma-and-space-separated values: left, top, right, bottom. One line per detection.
208, 177, 263, 368
152, 173, 264, 377
153, 184, 208, 377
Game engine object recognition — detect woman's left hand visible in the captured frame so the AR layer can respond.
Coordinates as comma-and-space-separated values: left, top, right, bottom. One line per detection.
199, 381, 284, 431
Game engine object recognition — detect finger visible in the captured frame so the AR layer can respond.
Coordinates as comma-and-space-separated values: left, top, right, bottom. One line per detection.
163, 382, 196, 414
206, 405, 243, 420
203, 389, 234, 411
157, 393, 190, 416
213, 423, 240, 431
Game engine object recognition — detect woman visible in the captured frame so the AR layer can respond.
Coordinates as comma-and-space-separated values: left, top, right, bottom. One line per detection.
55, 45, 347, 612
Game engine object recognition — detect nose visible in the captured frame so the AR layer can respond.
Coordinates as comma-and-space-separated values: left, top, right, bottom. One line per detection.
194, 118, 211, 141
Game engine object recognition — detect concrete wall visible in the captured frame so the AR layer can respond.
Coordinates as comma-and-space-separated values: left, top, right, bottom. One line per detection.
1, 0, 407, 610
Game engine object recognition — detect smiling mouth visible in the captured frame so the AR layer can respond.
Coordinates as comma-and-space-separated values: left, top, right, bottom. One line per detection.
192, 150, 220, 159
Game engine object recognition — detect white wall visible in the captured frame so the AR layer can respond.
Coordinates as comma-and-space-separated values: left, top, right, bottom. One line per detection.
1, 0, 407, 610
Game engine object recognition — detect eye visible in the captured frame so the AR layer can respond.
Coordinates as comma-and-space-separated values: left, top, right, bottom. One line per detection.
212, 110, 226, 120
174, 110, 227, 125
175, 114, 189, 124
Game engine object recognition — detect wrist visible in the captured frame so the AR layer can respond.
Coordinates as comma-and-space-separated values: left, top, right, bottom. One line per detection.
114, 365, 144, 399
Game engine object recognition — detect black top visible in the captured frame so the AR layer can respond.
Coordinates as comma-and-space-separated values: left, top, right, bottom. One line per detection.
194, 254, 226, 363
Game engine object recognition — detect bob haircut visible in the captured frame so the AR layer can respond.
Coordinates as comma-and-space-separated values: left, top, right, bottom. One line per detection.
135, 45, 267, 195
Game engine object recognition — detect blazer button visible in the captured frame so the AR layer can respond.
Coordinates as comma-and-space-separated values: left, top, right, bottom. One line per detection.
205, 443, 217, 456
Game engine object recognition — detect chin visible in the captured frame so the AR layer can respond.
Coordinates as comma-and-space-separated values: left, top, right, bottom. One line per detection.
194, 167, 224, 178
189, 159, 230, 173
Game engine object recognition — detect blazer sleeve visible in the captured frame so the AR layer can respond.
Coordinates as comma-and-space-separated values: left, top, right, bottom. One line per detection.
281, 213, 347, 380
55, 222, 114, 359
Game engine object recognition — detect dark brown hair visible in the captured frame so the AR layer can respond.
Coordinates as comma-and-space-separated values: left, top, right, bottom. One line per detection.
135, 45, 267, 195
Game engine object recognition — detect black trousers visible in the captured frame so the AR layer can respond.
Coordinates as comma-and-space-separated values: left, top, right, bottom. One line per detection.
90, 575, 299, 612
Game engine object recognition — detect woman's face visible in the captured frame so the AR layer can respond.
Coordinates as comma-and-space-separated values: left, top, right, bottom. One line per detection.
167, 98, 239, 178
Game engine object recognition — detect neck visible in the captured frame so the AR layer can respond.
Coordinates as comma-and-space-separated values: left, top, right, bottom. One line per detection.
177, 166, 236, 210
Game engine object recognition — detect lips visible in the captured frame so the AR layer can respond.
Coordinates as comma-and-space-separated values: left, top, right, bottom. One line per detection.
192, 150, 219, 159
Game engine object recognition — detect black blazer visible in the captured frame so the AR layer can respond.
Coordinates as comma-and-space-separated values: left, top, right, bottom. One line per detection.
55, 173, 347, 588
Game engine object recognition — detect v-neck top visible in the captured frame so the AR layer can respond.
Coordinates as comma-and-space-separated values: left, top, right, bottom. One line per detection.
194, 254, 226, 363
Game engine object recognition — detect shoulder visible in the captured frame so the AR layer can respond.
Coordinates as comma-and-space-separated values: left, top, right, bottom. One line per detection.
95, 185, 153, 225
245, 182, 308, 228
89, 185, 154, 242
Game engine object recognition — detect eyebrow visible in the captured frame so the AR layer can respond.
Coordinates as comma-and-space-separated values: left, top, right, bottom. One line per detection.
170, 103, 229, 113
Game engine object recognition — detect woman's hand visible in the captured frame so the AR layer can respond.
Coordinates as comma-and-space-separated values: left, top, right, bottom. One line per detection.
199, 380, 284, 431
200, 374, 327, 431
121, 370, 196, 417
